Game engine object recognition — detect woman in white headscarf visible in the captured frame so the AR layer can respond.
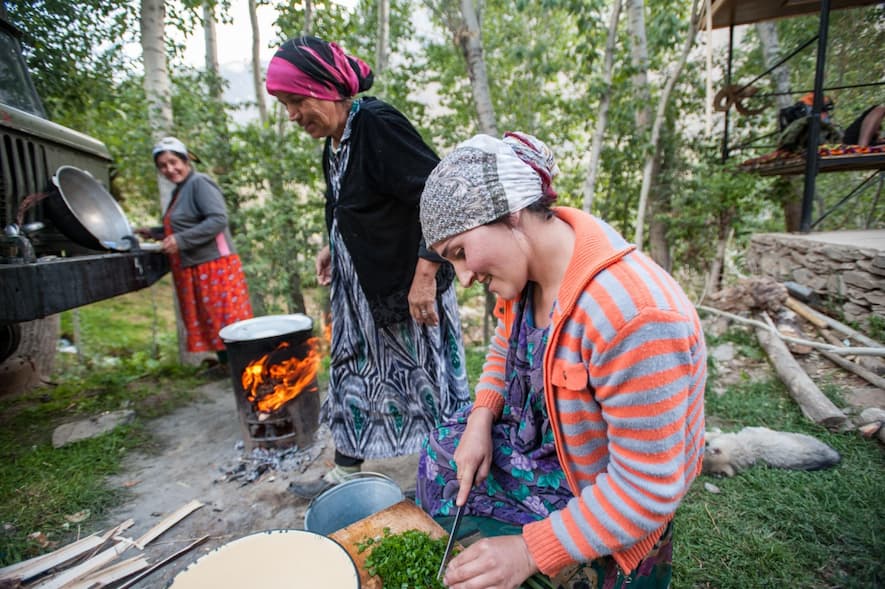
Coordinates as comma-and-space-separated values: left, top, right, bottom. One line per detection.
138, 137, 253, 368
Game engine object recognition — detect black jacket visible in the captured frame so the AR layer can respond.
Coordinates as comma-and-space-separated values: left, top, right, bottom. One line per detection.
322, 97, 452, 326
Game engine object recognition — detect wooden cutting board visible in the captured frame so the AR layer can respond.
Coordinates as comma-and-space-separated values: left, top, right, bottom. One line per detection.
329, 499, 449, 589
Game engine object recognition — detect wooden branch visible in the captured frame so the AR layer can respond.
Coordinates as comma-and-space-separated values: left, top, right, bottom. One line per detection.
698, 305, 885, 356
818, 350, 885, 390
785, 297, 884, 349
754, 319, 849, 430
784, 296, 828, 328
116, 535, 209, 589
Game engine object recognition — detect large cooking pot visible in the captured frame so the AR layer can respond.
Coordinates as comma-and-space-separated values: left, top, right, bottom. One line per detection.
45, 165, 133, 251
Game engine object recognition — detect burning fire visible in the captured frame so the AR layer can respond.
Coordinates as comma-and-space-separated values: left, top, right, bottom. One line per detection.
241, 338, 320, 413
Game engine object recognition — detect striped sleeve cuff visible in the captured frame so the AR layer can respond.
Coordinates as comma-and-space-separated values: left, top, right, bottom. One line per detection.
523, 519, 577, 576
473, 389, 505, 417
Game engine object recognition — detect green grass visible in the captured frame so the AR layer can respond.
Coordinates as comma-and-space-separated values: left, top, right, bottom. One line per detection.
0, 278, 210, 565
674, 375, 884, 588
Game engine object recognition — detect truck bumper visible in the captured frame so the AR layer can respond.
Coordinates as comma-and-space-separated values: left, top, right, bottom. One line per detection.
1, 251, 170, 323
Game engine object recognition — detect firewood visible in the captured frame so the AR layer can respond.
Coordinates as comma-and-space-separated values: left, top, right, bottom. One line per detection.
66, 555, 149, 589
30, 502, 202, 589
785, 297, 884, 349
818, 349, 885, 390
116, 535, 209, 589
698, 305, 885, 357
133, 499, 204, 550
785, 296, 828, 329
0, 519, 133, 584
754, 317, 849, 431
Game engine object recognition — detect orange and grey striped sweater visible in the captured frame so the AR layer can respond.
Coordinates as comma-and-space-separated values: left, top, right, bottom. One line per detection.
473, 207, 706, 577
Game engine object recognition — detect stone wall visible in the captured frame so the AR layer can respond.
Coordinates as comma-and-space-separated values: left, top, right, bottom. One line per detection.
746, 231, 885, 328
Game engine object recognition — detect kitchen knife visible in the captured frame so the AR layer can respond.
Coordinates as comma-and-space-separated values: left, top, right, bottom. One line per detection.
436, 503, 465, 581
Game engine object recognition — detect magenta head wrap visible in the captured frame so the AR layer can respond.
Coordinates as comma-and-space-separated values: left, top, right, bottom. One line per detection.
265, 36, 373, 101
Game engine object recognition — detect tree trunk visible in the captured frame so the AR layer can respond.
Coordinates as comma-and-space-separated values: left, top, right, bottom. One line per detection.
203, 2, 221, 101
248, 0, 268, 123
141, 0, 199, 365
457, 0, 498, 136
754, 322, 849, 430
626, 0, 651, 249
456, 0, 498, 343
376, 0, 390, 75
708, 219, 732, 293
583, 0, 622, 213
757, 21, 804, 232
302, 0, 313, 36
626, 0, 651, 130
635, 0, 699, 254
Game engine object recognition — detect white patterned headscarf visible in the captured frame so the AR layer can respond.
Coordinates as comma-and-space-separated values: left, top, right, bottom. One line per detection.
420, 132, 559, 247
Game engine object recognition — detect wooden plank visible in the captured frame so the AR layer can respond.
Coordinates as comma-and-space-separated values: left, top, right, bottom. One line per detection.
0, 534, 105, 583
31, 500, 202, 589
67, 555, 149, 589
330, 500, 450, 589
134, 499, 204, 550
0, 519, 133, 583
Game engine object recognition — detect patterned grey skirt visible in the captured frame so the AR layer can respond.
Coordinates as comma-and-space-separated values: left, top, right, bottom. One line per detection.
320, 223, 471, 459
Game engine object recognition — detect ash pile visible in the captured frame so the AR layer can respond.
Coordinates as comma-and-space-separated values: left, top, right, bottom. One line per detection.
218, 425, 329, 485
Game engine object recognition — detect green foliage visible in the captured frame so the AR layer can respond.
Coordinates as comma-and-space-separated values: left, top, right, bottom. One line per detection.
358, 527, 451, 589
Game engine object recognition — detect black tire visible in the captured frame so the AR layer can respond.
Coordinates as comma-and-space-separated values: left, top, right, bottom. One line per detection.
0, 315, 59, 396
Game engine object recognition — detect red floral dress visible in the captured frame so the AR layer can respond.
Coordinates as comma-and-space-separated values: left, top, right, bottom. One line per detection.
163, 198, 252, 353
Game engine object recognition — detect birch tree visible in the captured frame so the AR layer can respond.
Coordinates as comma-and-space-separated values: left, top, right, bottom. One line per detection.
203, 2, 221, 100
635, 0, 700, 268
376, 0, 390, 75
583, 0, 622, 213
141, 0, 198, 364
140, 0, 174, 207
418, 0, 500, 135
249, 0, 268, 123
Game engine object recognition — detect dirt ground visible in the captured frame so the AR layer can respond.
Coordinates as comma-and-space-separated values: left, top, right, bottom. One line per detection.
98, 337, 884, 588
102, 379, 420, 588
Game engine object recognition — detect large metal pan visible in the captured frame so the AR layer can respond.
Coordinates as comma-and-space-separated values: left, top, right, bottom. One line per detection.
45, 166, 133, 251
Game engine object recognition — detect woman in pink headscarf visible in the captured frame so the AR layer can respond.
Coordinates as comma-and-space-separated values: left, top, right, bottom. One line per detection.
265, 36, 470, 497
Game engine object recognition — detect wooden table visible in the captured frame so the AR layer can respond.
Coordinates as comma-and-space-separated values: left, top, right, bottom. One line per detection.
329, 500, 449, 589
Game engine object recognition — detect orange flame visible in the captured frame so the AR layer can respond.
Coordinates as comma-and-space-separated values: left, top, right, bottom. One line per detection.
241, 338, 320, 413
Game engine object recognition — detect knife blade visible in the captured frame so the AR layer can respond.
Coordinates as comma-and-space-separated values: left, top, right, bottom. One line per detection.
436, 503, 465, 581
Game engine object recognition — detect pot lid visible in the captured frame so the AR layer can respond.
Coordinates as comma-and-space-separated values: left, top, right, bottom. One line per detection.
218, 314, 313, 343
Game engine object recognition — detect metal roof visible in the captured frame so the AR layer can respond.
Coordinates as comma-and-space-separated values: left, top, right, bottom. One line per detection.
698, 0, 882, 29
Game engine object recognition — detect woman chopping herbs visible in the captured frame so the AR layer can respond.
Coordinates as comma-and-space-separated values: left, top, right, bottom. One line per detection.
416, 133, 707, 589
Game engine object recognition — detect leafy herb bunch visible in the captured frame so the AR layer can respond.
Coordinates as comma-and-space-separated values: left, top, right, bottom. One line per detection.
357, 527, 454, 589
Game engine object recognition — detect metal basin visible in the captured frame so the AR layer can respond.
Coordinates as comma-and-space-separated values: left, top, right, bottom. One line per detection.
304, 472, 405, 536
46, 165, 133, 251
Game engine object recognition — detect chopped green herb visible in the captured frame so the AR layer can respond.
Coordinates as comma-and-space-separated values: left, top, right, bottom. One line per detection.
356, 528, 452, 589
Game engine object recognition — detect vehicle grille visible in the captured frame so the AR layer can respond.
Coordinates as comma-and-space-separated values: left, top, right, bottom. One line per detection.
0, 131, 50, 227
